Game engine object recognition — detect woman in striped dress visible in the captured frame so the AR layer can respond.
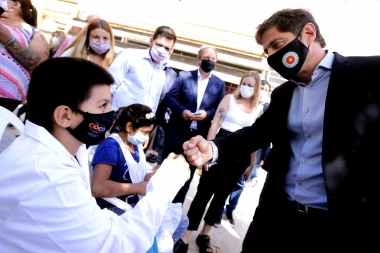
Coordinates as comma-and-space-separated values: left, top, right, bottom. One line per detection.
0, 0, 49, 112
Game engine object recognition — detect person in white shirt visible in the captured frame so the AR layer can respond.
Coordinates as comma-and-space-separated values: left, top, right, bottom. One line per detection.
0, 57, 190, 253
108, 26, 177, 114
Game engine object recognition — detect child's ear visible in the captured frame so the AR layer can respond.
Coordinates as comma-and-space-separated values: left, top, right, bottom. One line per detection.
53, 106, 73, 128
125, 122, 133, 133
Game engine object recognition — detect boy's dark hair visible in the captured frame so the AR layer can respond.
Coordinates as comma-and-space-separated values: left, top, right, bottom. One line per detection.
113, 104, 157, 132
152, 26, 177, 44
255, 8, 326, 48
27, 57, 114, 132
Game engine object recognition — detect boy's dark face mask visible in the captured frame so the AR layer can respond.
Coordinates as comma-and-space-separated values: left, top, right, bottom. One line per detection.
267, 28, 309, 81
67, 110, 116, 146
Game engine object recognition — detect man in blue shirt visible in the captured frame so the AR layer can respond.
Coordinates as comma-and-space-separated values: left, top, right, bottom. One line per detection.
108, 26, 177, 114
182, 8, 380, 252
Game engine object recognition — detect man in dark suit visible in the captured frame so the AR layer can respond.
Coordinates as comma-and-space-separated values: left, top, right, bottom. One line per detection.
182, 8, 380, 252
164, 45, 225, 205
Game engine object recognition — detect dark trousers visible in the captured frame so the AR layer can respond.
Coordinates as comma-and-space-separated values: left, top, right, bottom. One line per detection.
163, 128, 202, 205
242, 199, 375, 252
144, 125, 158, 153
0, 97, 21, 112
186, 128, 250, 230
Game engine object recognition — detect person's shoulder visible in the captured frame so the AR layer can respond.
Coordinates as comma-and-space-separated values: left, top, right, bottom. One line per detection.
223, 93, 233, 103
60, 47, 74, 57
113, 48, 142, 60
343, 53, 380, 67
179, 70, 194, 76
211, 73, 225, 83
96, 137, 119, 150
165, 66, 177, 76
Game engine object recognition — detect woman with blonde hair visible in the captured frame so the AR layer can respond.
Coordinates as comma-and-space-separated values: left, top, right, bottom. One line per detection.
60, 18, 116, 69
174, 70, 263, 253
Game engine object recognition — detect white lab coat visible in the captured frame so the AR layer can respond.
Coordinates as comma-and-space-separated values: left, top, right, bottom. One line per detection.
0, 121, 188, 252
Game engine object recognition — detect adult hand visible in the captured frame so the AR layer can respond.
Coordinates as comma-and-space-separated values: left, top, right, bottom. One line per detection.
243, 166, 254, 181
181, 109, 193, 120
183, 135, 213, 167
191, 110, 207, 121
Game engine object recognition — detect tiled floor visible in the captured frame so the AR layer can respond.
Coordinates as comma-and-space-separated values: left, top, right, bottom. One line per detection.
1, 126, 266, 253
181, 169, 265, 253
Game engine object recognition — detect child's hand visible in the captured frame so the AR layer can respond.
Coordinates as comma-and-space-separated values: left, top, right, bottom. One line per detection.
137, 180, 148, 195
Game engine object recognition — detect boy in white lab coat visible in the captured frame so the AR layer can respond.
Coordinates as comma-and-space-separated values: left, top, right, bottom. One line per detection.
0, 57, 190, 253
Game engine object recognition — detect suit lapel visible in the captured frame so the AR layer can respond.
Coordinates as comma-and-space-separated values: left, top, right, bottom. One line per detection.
191, 70, 198, 106
322, 52, 350, 200
199, 75, 213, 109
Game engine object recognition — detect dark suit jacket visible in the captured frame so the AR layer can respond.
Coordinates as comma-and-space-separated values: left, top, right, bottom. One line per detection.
155, 67, 178, 127
213, 52, 380, 224
165, 69, 225, 147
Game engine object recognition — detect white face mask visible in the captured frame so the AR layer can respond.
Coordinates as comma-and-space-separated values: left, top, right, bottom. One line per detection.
50, 37, 60, 47
259, 91, 268, 103
240, 85, 255, 98
127, 131, 149, 146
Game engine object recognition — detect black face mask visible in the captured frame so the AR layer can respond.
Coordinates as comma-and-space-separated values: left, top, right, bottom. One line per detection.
267, 36, 309, 80
200, 59, 215, 73
67, 110, 116, 146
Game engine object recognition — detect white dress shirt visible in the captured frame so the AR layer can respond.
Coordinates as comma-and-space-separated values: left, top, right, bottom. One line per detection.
109, 48, 167, 113
190, 70, 211, 129
0, 121, 188, 252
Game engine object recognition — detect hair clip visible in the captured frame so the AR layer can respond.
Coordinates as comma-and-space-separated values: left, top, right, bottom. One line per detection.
145, 112, 155, 119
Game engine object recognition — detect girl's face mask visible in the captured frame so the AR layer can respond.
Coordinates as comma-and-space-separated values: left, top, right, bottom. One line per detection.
127, 131, 149, 146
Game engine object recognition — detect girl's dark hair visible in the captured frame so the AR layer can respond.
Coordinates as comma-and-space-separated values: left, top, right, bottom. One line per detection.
112, 104, 157, 133
12, 0, 37, 27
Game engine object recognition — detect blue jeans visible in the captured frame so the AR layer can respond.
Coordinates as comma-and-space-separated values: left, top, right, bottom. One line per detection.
222, 175, 244, 215
172, 213, 189, 243
249, 147, 263, 180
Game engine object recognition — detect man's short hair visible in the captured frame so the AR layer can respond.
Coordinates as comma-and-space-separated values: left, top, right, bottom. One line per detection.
197, 45, 218, 59
255, 8, 326, 48
152, 26, 177, 44
261, 80, 272, 90
27, 58, 114, 132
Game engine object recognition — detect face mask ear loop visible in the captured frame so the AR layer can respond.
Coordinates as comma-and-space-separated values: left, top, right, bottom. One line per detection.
297, 24, 310, 49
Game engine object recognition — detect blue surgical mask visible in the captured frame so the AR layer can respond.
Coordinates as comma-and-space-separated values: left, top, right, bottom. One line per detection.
127, 131, 149, 146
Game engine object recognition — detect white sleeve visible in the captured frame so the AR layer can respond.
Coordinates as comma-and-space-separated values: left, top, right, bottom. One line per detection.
22, 159, 187, 253
108, 49, 129, 96
59, 47, 74, 57
209, 140, 219, 163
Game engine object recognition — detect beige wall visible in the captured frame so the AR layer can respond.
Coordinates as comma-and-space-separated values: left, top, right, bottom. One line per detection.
78, 0, 380, 57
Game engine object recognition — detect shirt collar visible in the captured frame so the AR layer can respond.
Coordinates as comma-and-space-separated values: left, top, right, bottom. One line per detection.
317, 50, 334, 70
144, 48, 168, 70
197, 69, 212, 81
291, 50, 334, 86
24, 120, 84, 162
